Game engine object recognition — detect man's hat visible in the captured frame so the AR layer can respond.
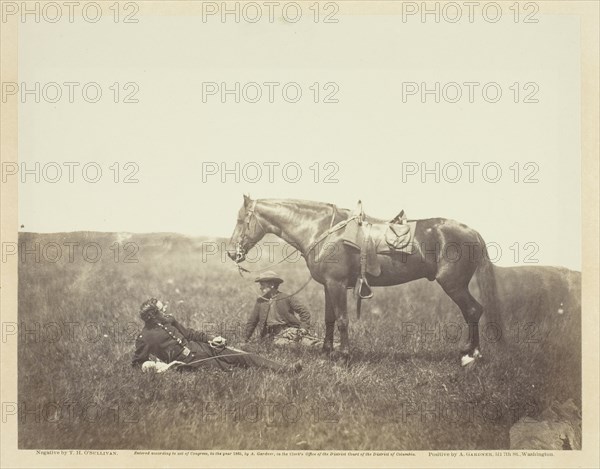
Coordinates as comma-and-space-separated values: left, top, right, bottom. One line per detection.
254, 271, 284, 284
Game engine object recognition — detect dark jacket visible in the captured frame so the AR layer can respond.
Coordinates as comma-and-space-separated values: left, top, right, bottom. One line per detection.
244, 291, 311, 341
132, 318, 210, 366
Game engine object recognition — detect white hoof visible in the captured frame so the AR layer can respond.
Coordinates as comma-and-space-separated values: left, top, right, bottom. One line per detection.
461, 348, 483, 367
461, 354, 476, 367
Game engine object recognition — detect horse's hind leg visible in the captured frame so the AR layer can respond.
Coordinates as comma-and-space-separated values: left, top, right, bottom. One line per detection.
438, 281, 484, 364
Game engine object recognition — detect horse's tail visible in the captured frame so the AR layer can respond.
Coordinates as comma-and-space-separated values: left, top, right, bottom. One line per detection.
475, 233, 504, 344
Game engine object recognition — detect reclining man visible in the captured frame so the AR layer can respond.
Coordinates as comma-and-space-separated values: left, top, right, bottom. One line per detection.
132, 297, 301, 373
242, 271, 326, 348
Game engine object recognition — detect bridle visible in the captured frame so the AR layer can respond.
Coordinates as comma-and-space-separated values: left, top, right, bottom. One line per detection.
228, 200, 359, 300
229, 200, 355, 275
229, 199, 303, 276
229, 200, 267, 265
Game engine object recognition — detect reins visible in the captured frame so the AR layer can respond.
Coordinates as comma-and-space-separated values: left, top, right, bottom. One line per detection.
234, 202, 342, 275
233, 203, 358, 300
235, 249, 301, 276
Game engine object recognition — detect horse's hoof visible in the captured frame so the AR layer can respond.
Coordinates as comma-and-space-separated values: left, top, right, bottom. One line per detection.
460, 348, 482, 367
461, 354, 476, 367
330, 349, 350, 362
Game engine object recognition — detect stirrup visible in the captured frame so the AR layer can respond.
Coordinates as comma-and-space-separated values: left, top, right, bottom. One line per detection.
354, 276, 373, 299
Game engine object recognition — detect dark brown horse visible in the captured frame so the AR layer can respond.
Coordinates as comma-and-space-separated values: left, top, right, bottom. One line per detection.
227, 196, 499, 365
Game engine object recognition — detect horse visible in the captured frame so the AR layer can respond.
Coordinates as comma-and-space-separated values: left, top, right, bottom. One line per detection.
227, 195, 500, 366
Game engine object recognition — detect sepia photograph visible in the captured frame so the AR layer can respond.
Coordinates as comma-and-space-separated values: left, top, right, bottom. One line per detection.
0, 1, 598, 468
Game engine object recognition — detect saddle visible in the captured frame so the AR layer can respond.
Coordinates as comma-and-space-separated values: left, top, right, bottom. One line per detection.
341, 201, 416, 300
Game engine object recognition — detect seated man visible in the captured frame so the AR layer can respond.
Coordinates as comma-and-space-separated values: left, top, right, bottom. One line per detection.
243, 271, 324, 347
132, 297, 301, 373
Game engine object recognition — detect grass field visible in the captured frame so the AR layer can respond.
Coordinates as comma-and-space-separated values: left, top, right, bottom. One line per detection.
17, 231, 581, 450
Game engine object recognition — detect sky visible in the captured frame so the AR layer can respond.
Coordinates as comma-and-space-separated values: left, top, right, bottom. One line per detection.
15, 8, 581, 270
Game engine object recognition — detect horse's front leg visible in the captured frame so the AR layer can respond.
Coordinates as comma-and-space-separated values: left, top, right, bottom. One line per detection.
326, 281, 349, 357
323, 286, 335, 354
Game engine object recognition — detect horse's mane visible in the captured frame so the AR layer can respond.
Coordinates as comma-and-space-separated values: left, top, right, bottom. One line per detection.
260, 198, 389, 224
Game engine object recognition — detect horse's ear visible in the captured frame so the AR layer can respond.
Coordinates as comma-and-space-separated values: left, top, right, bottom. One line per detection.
243, 194, 251, 207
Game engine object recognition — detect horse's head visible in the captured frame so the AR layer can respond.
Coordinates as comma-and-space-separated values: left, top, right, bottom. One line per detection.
227, 195, 268, 263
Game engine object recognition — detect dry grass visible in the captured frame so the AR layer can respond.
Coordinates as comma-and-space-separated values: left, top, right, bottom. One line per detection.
17, 232, 581, 450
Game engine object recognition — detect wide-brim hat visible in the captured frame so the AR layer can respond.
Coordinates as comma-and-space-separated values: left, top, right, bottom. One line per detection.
254, 271, 284, 284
